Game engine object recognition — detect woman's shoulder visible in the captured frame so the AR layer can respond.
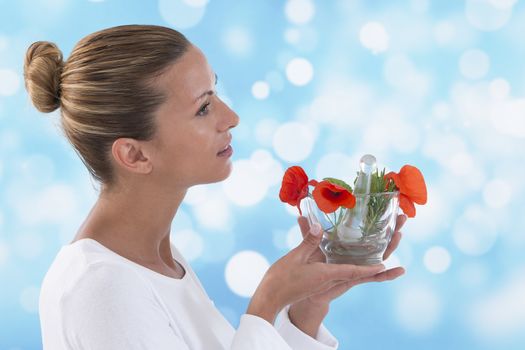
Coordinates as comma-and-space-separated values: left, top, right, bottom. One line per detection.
39, 241, 175, 345
41, 239, 153, 302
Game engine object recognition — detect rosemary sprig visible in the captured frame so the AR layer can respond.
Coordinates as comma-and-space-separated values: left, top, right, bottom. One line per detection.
359, 168, 396, 235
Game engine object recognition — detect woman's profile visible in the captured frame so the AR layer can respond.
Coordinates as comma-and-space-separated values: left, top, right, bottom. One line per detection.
24, 24, 406, 349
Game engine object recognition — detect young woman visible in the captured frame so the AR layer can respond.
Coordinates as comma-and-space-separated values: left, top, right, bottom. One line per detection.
24, 24, 406, 349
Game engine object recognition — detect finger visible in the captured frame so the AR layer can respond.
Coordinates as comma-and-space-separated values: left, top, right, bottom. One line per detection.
353, 266, 405, 285
322, 267, 406, 300
327, 263, 386, 281
297, 216, 311, 238
294, 222, 323, 260
395, 214, 407, 232
383, 231, 402, 260
298, 217, 327, 262
371, 266, 405, 282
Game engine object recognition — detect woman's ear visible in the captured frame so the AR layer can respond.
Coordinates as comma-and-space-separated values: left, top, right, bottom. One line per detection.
111, 138, 153, 175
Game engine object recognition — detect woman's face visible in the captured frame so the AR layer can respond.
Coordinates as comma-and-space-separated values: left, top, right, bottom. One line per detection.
147, 45, 239, 188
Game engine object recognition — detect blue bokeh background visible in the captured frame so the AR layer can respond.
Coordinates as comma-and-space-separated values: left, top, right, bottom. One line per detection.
1, 0, 525, 349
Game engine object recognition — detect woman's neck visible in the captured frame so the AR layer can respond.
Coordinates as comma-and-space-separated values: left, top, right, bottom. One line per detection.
73, 180, 187, 268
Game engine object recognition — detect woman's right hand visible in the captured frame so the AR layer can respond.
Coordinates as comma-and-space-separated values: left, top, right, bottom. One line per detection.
246, 223, 386, 324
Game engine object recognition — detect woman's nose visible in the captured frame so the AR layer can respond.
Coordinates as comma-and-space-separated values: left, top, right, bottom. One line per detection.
219, 98, 240, 131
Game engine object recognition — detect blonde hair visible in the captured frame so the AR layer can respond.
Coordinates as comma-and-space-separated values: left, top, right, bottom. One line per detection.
23, 24, 191, 185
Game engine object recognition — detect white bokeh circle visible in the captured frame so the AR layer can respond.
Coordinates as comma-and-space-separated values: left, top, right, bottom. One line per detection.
251, 81, 270, 100
433, 21, 456, 45
171, 229, 204, 261
359, 22, 389, 54
284, 0, 315, 24
423, 246, 452, 274
159, 0, 206, 29
489, 78, 510, 99
273, 122, 316, 162
183, 0, 208, 7
466, 0, 512, 31
225, 250, 270, 297
249, 149, 284, 187
13, 184, 78, 225
18, 154, 55, 186
314, 152, 356, 184
254, 118, 279, 147
395, 285, 442, 333
482, 178, 512, 209
390, 120, 421, 153
192, 194, 231, 230
222, 27, 253, 57
403, 187, 448, 243
453, 204, 498, 256
0, 35, 9, 51
488, 0, 517, 9
491, 98, 525, 138
285, 57, 314, 86
459, 49, 490, 80
468, 271, 525, 340
184, 185, 209, 206
222, 159, 270, 206
0, 69, 20, 96
284, 28, 301, 45
383, 54, 429, 96
171, 208, 194, 232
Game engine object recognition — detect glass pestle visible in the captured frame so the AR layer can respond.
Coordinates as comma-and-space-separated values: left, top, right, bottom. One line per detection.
338, 154, 377, 239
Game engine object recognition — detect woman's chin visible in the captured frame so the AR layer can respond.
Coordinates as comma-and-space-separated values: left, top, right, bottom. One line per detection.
198, 166, 233, 185
215, 167, 233, 183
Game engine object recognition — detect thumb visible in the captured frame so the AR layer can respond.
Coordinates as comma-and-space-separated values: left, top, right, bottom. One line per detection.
296, 222, 322, 259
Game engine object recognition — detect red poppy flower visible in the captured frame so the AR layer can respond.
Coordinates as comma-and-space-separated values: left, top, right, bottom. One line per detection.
279, 166, 310, 215
384, 165, 427, 218
312, 180, 356, 214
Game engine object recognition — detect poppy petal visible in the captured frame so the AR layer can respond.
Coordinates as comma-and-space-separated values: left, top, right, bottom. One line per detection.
314, 190, 340, 213
279, 166, 310, 214
399, 194, 416, 218
312, 180, 355, 214
339, 191, 356, 209
308, 179, 319, 187
398, 165, 427, 205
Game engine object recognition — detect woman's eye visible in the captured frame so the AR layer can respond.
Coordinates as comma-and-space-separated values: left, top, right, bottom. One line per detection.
197, 102, 210, 116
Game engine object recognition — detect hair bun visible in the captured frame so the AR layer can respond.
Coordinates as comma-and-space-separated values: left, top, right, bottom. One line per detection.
23, 41, 64, 113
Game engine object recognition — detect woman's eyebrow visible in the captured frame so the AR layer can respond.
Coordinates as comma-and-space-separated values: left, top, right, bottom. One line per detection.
194, 73, 218, 103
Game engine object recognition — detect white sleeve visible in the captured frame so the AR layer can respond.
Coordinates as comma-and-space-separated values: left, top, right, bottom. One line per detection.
60, 262, 190, 350
230, 314, 293, 349
230, 305, 339, 350
274, 304, 339, 350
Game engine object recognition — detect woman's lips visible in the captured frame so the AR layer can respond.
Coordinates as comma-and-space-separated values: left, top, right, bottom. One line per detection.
217, 145, 233, 157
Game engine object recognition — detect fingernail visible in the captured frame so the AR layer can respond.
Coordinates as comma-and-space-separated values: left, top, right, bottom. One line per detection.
310, 222, 322, 236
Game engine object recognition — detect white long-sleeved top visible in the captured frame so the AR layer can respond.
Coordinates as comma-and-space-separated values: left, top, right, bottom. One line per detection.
39, 238, 339, 349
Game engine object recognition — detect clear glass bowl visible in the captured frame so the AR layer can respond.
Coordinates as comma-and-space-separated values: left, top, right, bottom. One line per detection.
301, 191, 400, 265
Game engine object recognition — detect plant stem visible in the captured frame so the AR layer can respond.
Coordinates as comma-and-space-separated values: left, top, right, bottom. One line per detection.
325, 214, 336, 228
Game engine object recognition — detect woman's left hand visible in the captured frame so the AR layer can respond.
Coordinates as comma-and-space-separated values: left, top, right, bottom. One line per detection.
287, 214, 407, 337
